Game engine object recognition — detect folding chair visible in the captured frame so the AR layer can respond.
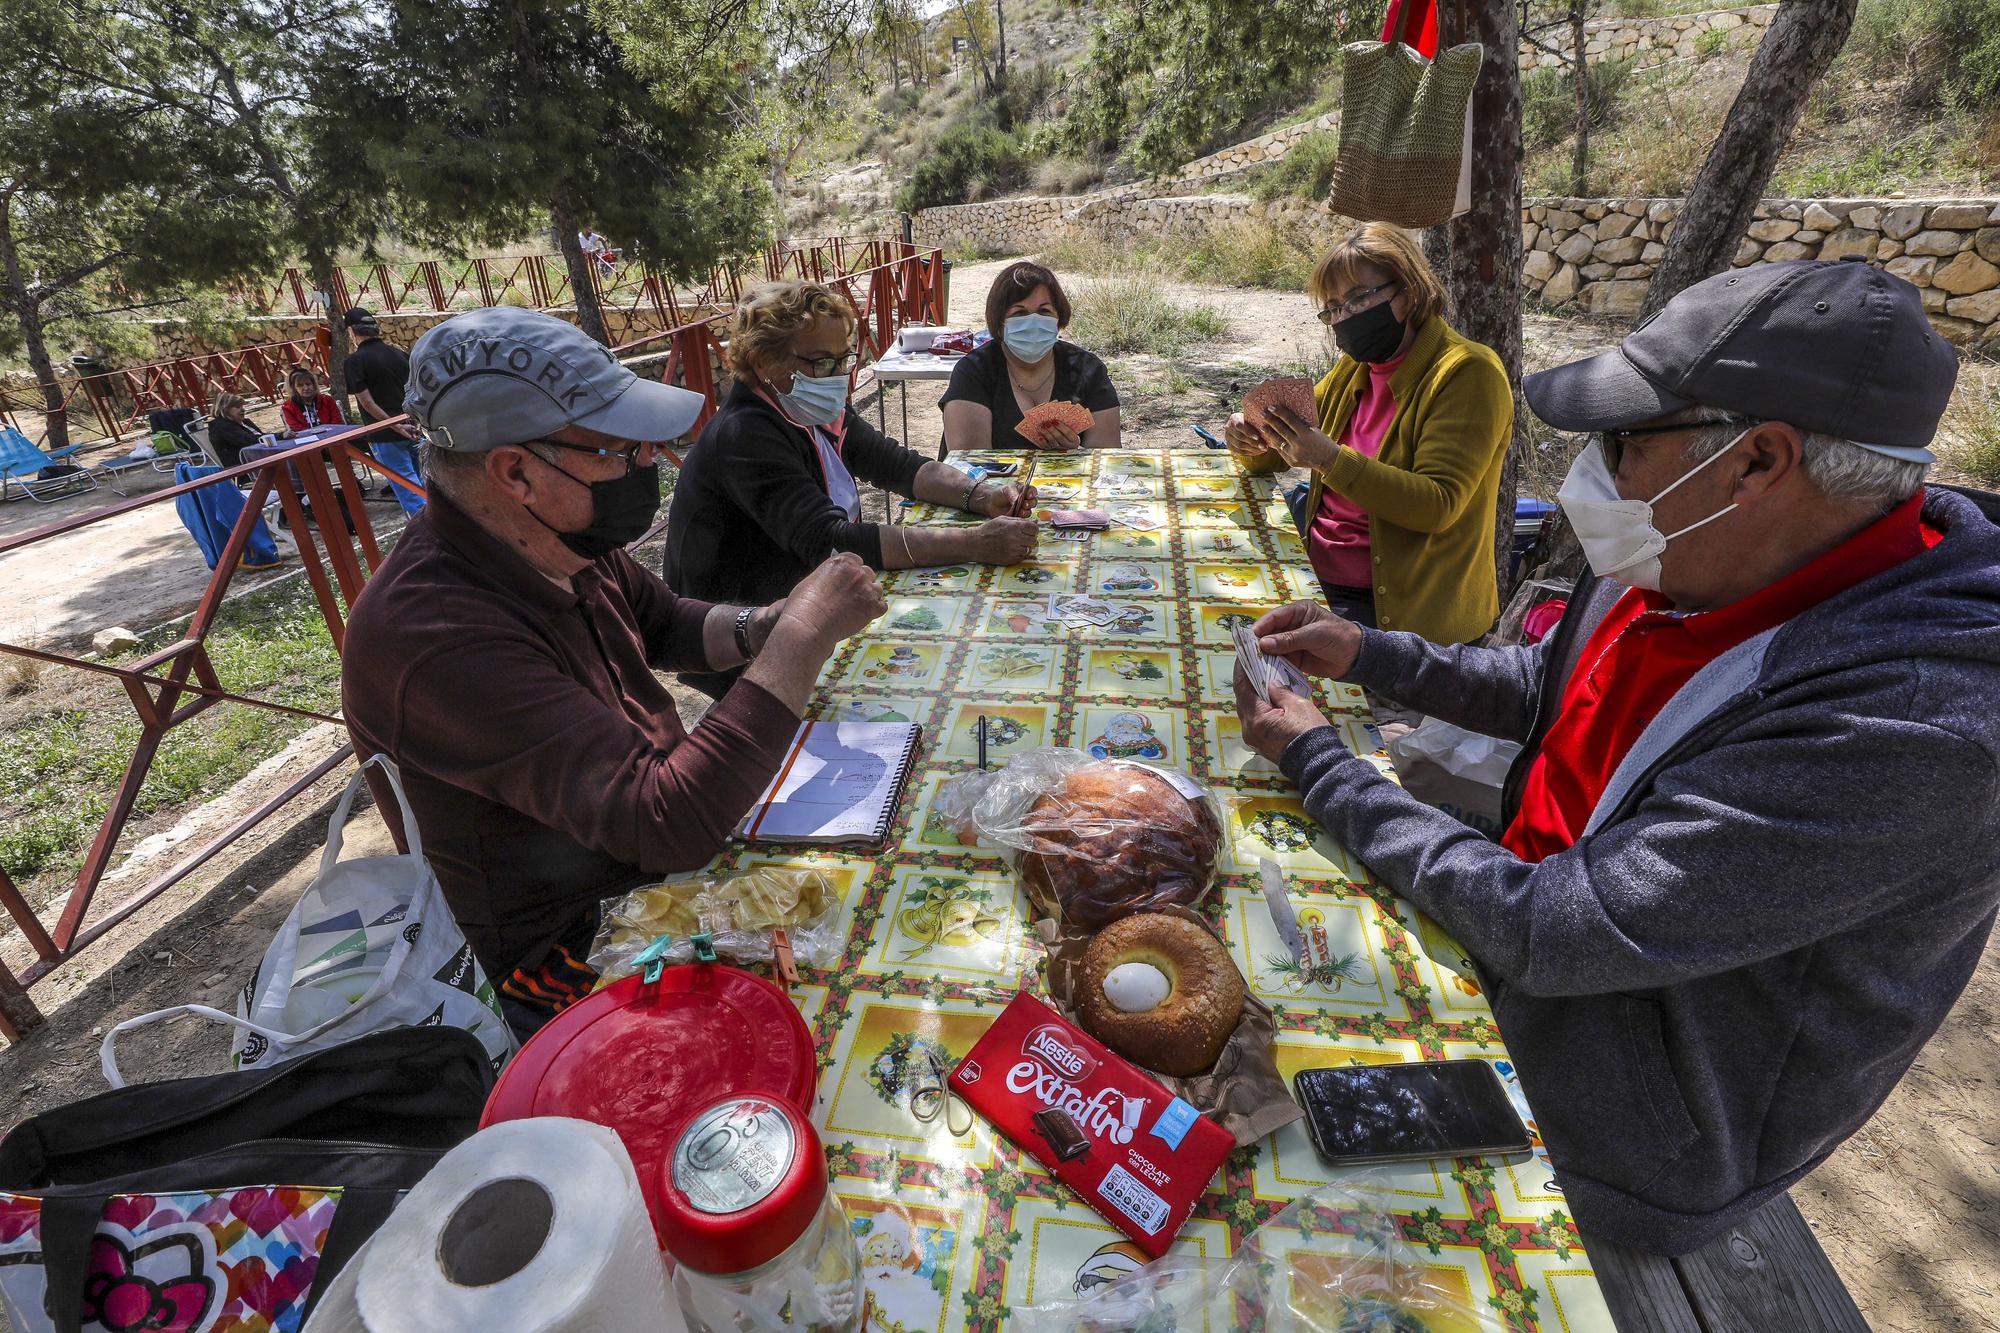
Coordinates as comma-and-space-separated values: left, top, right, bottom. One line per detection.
0, 426, 99, 504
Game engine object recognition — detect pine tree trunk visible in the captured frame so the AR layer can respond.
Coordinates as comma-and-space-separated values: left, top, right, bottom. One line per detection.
0, 204, 68, 452
1432, 0, 1527, 600
549, 185, 609, 345
993, 0, 1008, 97
1570, 1, 1589, 197
306, 244, 352, 420
1640, 0, 1858, 319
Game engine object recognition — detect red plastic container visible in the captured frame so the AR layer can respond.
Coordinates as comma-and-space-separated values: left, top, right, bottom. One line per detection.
480, 965, 817, 1240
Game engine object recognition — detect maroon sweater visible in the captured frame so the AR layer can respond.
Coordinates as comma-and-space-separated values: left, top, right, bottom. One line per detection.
341, 493, 799, 989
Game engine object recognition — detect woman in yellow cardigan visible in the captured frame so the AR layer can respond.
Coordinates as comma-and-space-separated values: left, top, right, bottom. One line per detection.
1226, 223, 1512, 645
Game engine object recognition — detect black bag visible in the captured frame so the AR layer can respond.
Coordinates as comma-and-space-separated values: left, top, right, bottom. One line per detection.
0, 1025, 494, 1332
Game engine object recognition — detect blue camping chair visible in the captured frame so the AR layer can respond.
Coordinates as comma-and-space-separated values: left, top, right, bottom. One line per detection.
0, 426, 98, 504
172, 461, 282, 570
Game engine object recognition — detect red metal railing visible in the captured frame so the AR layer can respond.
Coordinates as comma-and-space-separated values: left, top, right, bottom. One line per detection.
0, 239, 946, 1043
2, 339, 332, 451
230, 237, 907, 318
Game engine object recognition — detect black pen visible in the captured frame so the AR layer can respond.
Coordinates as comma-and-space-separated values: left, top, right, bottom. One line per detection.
977, 715, 988, 770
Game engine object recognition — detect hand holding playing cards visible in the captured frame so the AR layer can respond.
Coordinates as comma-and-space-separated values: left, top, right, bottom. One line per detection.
971, 516, 1038, 565
1232, 665, 1334, 764
1260, 406, 1342, 474
977, 480, 1036, 518
1253, 601, 1363, 679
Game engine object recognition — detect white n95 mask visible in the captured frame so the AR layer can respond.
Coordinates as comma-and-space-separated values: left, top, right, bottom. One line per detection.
1556, 433, 1746, 591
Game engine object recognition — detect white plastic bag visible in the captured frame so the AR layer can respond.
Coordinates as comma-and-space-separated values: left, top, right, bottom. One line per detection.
1014, 1180, 1481, 1332
101, 755, 513, 1086
1387, 720, 1523, 837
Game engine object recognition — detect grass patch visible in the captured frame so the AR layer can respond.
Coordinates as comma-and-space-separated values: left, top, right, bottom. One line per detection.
1939, 360, 2000, 486
1069, 278, 1228, 357
1249, 131, 1339, 203
0, 576, 344, 886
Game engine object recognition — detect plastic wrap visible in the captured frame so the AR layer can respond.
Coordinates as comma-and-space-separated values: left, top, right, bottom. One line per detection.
1013, 1181, 1481, 1333
590, 867, 844, 978
966, 748, 1225, 930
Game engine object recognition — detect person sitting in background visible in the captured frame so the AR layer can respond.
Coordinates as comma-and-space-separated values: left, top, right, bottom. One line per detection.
578, 224, 619, 271
1226, 222, 1511, 644
664, 279, 1039, 696
940, 262, 1120, 452
344, 306, 887, 1038
1230, 260, 2000, 1255
279, 367, 343, 433
207, 392, 262, 468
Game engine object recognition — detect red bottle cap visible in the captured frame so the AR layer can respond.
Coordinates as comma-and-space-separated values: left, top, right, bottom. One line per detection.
480, 966, 816, 1241
653, 1094, 827, 1276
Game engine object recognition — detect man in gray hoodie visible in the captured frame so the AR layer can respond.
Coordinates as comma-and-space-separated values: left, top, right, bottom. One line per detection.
1234, 259, 2000, 1255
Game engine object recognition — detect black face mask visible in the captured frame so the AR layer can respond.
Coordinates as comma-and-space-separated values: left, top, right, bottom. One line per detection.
525, 453, 661, 561
1332, 298, 1406, 363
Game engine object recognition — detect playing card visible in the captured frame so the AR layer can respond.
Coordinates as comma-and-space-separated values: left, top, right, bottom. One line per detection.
1232, 623, 1272, 702
1243, 376, 1317, 433
1051, 508, 1110, 529
1052, 528, 1093, 543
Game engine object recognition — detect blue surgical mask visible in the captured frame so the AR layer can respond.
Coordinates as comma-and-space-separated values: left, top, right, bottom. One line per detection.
1003, 313, 1061, 363
776, 370, 850, 427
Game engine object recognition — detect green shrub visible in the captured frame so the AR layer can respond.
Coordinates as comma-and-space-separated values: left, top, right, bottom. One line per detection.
1694, 27, 1729, 57
895, 114, 1028, 212
1522, 57, 1635, 153
1168, 220, 1319, 291
1069, 278, 1228, 356
1942, 364, 2000, 485
1850, 0, 2000, 113
1250, 130, 1339, 203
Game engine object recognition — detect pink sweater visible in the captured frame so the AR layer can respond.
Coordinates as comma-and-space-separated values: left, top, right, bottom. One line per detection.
1307, 353, 1404, 589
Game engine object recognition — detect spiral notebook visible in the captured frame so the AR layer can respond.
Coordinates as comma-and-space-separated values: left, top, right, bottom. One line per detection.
734, 720, 924, 845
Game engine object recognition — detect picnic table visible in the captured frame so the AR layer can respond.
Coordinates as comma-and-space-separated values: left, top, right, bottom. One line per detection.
663, 445, 1865, 1332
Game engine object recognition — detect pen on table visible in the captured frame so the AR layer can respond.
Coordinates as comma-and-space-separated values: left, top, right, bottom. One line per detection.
977, 715, 988, 770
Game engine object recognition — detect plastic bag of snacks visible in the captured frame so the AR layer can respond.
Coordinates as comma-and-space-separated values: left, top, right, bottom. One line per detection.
966, 747, 1225, 930
589, 866, 844, 978
1012, 1180, 1481, 1332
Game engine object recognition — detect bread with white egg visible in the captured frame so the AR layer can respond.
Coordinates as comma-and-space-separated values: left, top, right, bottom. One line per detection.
1075, 913, 1244, 1076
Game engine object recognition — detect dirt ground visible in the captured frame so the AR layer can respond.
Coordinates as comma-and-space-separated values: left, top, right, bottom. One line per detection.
0, 260, 1994, 1332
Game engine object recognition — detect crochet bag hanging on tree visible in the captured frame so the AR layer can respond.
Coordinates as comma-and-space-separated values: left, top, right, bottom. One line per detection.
1328, 0, 1484, 230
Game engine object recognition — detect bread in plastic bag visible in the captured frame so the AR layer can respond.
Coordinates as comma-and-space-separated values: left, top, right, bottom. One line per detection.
589, 867, 843, 977
964, 748, 1225, 930
1013, 1180, 1481, 1332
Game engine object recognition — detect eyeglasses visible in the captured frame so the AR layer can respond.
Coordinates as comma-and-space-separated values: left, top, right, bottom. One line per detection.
793, 351, 858, 378
1598, 417, 1759, 474
528, 439, 658, 476
1317, 281, 1399, 324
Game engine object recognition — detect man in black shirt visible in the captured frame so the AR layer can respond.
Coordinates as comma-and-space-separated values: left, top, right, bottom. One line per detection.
342, 307, 425, 516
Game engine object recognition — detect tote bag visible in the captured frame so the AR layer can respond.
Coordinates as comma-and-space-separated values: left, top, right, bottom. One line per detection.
0, 1026, 494, 1333
101, 756, 513, 1088
1329, 26, 1484, 229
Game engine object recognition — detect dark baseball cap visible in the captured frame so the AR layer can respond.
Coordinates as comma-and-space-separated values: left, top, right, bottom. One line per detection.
342, 306, 379, 331
1524, 259, 1959, 463
404, 306, 702, 451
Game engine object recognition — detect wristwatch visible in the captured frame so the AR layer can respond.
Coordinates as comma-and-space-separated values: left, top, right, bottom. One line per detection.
734, 606, 758, 660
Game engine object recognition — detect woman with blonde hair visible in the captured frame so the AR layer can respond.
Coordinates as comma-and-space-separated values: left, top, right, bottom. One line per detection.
207, 391, 263, 467
1227, 222, 1512, 644
663, 279, 1040, 695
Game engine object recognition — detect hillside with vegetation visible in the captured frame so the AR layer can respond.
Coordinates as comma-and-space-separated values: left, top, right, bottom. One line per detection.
789, 0, 2000, 235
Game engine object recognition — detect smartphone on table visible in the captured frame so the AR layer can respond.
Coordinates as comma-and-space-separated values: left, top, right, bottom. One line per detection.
1294, 1060, 1533, 1166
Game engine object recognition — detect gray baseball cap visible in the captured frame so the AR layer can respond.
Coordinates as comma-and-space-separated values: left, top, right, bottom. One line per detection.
1524, 259, 1959, 463
404, 306, 703, 452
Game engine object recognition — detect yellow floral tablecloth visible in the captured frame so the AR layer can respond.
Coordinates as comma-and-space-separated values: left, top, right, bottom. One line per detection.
687, 448, 1611, 1333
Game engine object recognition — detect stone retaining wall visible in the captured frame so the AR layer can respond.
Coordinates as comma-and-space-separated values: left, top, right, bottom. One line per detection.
1523, 196, 2000, 342
1518, 5, 1774, 71
914, 192, 2000, 346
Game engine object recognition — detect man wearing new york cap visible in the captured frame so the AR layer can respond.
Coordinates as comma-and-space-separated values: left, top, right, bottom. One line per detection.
1229, 260, 2000, 1253
342, 307, 886, 1038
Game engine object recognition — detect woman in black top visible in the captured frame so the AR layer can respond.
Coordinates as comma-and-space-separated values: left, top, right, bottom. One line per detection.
940, 261, 1121, 452
664, 280, 1041, 695
207, 392, 263, 467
